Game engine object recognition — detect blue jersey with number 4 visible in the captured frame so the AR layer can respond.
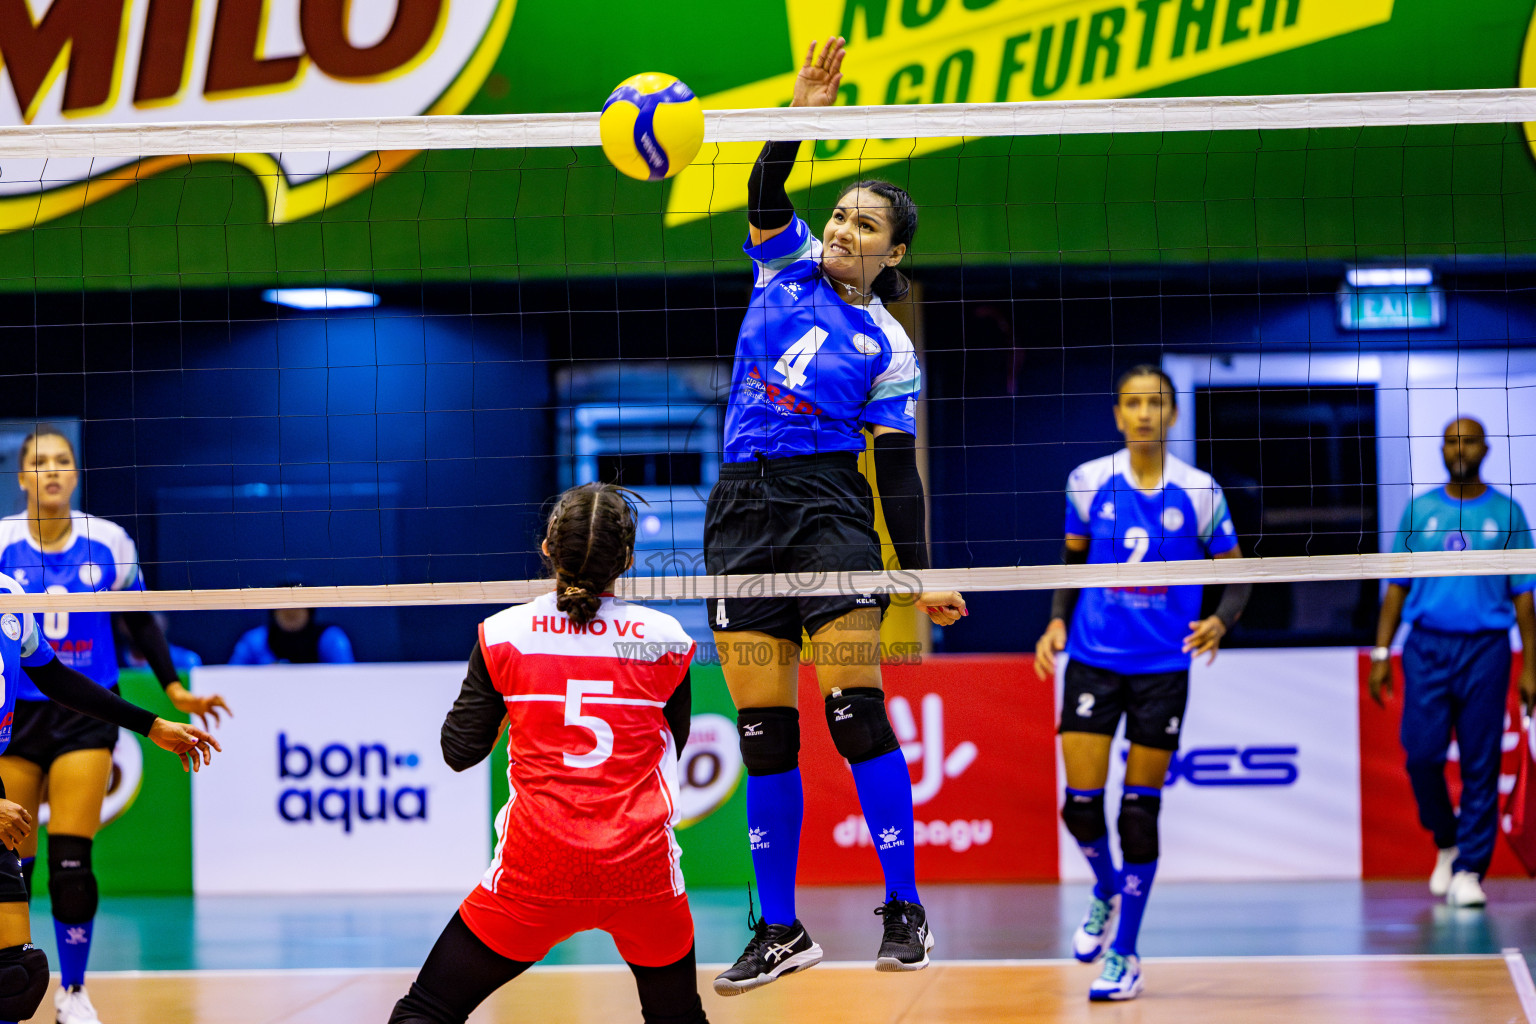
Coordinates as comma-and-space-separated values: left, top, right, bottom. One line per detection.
723, 215, 921, 462
1389, 486, 1536, 633
0, 513, 142, 700
1064, 451, 1239, 674
0, 571, 56, 752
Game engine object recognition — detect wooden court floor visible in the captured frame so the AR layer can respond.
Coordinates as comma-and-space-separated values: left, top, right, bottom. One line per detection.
24, 954, 1532, 1023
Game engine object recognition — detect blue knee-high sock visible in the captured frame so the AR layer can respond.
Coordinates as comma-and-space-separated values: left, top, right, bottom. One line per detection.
850, 749, 920, 904
746, 768, 803, 926
55, 917, 93, 990
54, 916, 92, 989
1066, 787, 1119, 900
1111, 785, 1162, 958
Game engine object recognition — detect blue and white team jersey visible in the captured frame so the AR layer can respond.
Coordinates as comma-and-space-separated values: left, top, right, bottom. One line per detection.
1064, 451, 1239, 674
723, 215, 921, 462
0, 513, 142, 700
1389, 486, 1536, 633
0, 571, 55, 752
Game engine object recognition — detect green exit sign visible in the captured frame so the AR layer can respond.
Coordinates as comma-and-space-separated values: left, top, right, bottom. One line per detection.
1338, 287, 1445, 330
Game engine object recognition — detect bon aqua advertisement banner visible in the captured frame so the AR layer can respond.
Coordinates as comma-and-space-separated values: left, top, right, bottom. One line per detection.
0, 0, 1534, 289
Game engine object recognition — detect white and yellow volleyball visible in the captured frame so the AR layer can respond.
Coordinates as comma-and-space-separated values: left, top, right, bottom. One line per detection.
599, 73, 704, 181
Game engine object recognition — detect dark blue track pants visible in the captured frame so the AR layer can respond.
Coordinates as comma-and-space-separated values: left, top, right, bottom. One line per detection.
1400, 626, 1511, 877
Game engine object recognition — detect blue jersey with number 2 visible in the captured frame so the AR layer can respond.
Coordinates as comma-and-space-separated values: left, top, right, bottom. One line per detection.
1064, 451, 1239, 674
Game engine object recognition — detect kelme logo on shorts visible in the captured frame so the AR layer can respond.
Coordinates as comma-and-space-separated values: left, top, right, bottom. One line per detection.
0, 0, 515, 232
667, 0, 1396, 225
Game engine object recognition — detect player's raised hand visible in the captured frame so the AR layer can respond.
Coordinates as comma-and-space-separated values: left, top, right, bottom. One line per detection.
916, 591, 966, 627
792, 37, 845, 108
1182, 615, 1227, 665
149, 718, 222, 773
166, 681, 233, 730
0, 800, 31, 851
1035, 618, 1067, 680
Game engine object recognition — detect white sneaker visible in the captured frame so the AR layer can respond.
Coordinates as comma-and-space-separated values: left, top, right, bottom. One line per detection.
1429, 846, 1458, 897
1071, 893, 1120, 963
1445, 870, 1487, 908
55, 984, 104, 1024
1088, 951, 1143, 1001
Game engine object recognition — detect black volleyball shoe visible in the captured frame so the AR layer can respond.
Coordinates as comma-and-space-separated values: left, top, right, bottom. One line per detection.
873, 893, 934, 971
712, 911, 824, 996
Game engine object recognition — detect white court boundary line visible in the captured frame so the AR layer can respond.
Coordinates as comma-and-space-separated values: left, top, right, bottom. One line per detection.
82, 952, 1510, 979
0, 88, 1529, 158
1505, 948, 1536, 1024
0, 548, 1529, 612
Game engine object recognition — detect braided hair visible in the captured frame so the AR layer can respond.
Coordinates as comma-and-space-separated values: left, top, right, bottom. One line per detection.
543, 483, 640, 626
834, 179, 918, 302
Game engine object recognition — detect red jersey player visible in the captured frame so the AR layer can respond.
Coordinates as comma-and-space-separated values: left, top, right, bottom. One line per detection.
390, 483, 709, 1024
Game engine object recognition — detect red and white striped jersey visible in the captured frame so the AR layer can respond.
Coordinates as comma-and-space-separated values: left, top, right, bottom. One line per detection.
476, 592, 695, 901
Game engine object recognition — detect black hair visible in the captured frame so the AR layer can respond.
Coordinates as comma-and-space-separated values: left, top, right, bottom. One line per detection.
835, 179, 918, 302
1114, 364, 1177, 408
543, 483, 642, 626
19, 424, 75, 467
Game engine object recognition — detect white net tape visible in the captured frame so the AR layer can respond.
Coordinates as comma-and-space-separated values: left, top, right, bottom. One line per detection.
0, 87, 1528, 158
0, 550, 1530, 613
3, 87, 1530, 612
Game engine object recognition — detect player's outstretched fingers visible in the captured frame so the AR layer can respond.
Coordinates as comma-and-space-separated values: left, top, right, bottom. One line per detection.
150, 719, 222, 772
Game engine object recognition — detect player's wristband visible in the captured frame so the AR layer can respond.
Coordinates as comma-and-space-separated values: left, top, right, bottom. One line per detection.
1370, 646, 1391, 664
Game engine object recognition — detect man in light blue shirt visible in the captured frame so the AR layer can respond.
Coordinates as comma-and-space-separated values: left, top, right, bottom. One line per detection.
1372, 417, 1536, 909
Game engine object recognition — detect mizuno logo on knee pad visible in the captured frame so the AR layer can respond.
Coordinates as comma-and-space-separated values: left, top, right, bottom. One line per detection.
833, 705, 852, 721
743, 722, 763, 736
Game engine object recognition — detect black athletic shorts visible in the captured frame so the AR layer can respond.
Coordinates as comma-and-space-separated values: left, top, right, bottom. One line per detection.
1059, 658, 1190, 752
6, 697, 119, 770
704, 452, 890, 647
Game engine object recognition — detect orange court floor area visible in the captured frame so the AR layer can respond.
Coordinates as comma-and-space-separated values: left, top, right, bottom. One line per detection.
26, 954, 1532, 1024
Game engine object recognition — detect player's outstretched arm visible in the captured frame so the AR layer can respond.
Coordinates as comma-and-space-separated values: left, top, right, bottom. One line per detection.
119, 610, 232, 728
869, 427, 966, 626
746, 37, 845, 247
23, 658, 219, 772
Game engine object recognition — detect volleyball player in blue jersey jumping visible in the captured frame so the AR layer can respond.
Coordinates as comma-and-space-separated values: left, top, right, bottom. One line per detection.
1034, 366, 1251, 1001
705, 37, 965, 996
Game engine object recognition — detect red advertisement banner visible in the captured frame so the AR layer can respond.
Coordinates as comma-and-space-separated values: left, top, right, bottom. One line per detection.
795, 656, 1060, 884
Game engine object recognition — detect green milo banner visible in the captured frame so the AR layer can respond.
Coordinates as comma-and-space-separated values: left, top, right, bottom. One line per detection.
1, 0, 1535, 290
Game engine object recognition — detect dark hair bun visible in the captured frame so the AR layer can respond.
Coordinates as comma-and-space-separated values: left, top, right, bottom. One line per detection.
555, 582, 603, 625
542, 483, 644, 627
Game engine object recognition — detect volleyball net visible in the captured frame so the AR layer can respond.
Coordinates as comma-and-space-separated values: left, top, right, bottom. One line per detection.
2, 88, 1535, 615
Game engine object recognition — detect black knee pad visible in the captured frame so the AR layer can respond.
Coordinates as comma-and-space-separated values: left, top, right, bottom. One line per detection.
737, 707, 799, 776
825, 688, 900, 765
0, 944, 49, 1022
1061, 790, 1108, 845
1118, 790, 1163, 864
48, 835, 97, 926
